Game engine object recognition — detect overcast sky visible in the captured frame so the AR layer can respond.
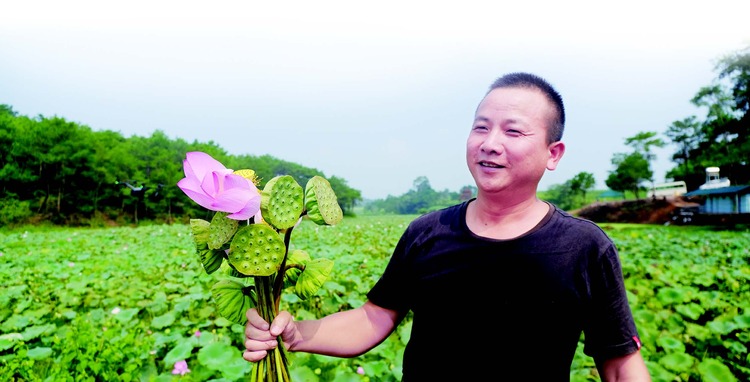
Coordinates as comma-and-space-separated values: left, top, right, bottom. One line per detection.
2, 1, 748, 200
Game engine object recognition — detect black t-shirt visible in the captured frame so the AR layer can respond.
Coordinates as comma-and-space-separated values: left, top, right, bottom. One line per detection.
367, 200, 641, 381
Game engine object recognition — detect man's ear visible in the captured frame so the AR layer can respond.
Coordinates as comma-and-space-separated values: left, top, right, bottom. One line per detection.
546, 141, 565, 171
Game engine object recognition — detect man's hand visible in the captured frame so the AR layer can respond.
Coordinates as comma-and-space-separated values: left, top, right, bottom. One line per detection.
242, 308, 295, 362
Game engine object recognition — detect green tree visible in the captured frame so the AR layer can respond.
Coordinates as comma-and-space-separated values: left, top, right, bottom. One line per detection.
664, 116, 702, 187
665, 45, 750, 187
569, 172, 596, 202
543, 182, 576, 211
605, 152, 651, 199
623, 131, 664, 188
543, 172, 595, 210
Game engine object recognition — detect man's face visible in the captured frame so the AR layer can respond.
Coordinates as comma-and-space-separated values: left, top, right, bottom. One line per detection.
465, 86, 564, 197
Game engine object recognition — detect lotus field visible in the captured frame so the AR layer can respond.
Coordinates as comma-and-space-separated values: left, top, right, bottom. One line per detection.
1, 216, 749, 381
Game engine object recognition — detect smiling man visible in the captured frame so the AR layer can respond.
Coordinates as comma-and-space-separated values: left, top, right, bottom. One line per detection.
243, 72, 652, 381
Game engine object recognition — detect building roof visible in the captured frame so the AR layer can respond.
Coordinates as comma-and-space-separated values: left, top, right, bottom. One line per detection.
683, 185, 750, 197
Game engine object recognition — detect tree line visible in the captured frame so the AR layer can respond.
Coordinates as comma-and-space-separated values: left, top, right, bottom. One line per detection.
0, 110, 362, 226
2, 46, 747, 225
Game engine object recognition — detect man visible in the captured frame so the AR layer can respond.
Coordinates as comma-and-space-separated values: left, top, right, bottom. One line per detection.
243, 72, 652, 381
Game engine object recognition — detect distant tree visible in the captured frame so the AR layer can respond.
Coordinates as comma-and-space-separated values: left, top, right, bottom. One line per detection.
569, 172, 596, 202
665, 45, 750, 186
543, 172, 595, 211
0, 105, 368, 225
543, 182, 576, 211
623, 131, 664, 188
663, 116, 702, 187
363, 176, 462, 215
606, 152, 651, 199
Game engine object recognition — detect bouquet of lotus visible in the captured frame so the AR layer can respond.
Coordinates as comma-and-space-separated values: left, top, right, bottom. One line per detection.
178, 152, 343, 382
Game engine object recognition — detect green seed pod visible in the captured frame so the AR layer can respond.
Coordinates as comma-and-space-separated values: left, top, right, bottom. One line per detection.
228, 224, 286, 276
305, 176, 343, 226
210, 279, 255, 325
190, 219, 224, 274
208, 212, 239, 250
260, 175, 304, 230
189, 218, 211, 251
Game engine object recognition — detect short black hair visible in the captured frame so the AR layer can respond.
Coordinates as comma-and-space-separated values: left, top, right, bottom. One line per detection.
488, 72, 565, 143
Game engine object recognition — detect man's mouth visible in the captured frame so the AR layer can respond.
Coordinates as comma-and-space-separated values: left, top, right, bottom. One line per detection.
479, 161, 504, 168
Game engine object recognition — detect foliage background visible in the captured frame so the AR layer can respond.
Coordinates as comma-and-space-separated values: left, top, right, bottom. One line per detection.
1, 218, 748, 381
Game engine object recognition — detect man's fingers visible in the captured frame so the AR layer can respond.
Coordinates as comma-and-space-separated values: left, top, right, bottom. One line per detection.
242, 349, 268, 363
246, 308, 270, 330
270, 311, 293, 337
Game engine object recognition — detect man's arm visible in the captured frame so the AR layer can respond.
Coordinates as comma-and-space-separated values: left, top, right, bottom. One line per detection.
596, 351, 651, 381
244, 300, 402, 362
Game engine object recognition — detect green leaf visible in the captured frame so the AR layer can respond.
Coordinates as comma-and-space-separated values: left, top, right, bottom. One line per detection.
113, 308, 139, 323
219, 355, 252, 380
163, 340, 194, 366
21, 324, 56, 341
707, 319, 737, 335
734, 312, 750, 329
656, 287, 689, 306
656, 336, 685, 353
211, 279, 255, 325
197, 341, 236, 370
151, 312, 176, 329
284, 249, 311, 287
290, 365, 320, 382
1, 314, 31, 332
26, 346, 53, 360
675, 302, 704, 320
697, 358, 737, 382
658, 352, 694, 372
0, 333, 22, 351
644, 360, 676, 382
295, 258, 334, 300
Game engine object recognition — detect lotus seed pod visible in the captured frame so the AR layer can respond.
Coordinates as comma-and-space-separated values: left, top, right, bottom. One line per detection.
211, 279, 255, 325
260, 175, 304, 230
208, 212, 239, 249
228, 224, 286, 276
189, 219, 211, 251
305, 176, 343, 225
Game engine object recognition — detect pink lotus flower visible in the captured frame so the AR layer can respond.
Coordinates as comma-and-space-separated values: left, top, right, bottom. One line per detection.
177, 152, 261, 220
172, 360, 190, 375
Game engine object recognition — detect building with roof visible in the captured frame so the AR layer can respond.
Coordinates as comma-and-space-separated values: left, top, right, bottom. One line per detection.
678, 166, 750, 225
683, 185, 750, 214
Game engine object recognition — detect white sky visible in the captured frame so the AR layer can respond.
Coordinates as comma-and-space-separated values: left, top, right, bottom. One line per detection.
2, 1, 749, 199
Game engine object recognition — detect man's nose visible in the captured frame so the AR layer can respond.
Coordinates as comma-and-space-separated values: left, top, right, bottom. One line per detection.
480, 129, 504, 154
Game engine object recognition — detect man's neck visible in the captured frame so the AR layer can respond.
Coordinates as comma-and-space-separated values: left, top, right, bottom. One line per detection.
466, 196, 550, 240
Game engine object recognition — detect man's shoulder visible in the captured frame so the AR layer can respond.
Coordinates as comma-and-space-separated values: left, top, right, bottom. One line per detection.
409, 202, 465, 228
548, 204, 613, 242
